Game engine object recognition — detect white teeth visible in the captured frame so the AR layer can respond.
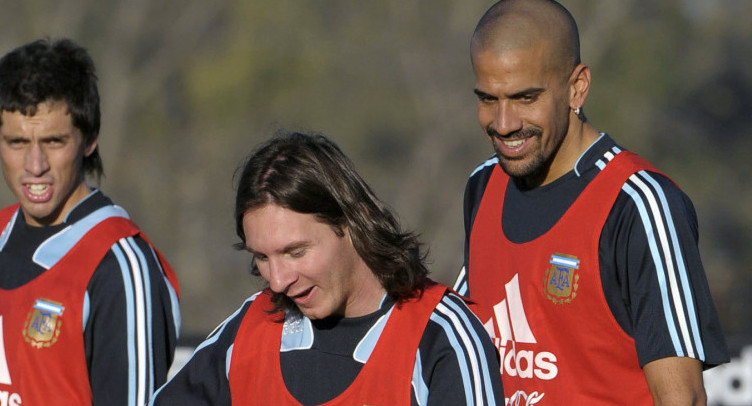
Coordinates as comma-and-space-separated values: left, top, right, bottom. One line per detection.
503, 139, 525, 148
28, 184, 49, 195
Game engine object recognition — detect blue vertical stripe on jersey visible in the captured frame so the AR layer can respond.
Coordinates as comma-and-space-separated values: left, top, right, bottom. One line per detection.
111, 243, 139, 406
429, 312, 477, 406
118, 239, 149, 406
226, 344, 234, 380
127, 237, 156, 397
439, 295, 496, 406
453, 266, 469, 296
623, 181, 685, 357
83, 292, 90, 332
629, 173, 696, 358
638, 171, 705, 360
148, 247, 181, 338
412, 349, 429, 406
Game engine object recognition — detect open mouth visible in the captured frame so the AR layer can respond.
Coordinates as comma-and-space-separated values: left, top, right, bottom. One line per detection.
502, 138, 526, 148
290, 287, 314, 304
24, 183, 52, 202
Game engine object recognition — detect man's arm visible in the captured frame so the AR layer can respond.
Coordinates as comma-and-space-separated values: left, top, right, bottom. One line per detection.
150, 298, 252, 406
643, 357, 706, 405
417, 292, 504, 405
86, 236, 181, 406
603, 170, 729, 402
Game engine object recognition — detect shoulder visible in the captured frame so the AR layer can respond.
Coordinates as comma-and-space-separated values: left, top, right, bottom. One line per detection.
466, 156, 497, 193
203, 293, 260, 350
91, 235, 158, 280
151, 295, 261, 406
423, 291, 491, 352
88, 234, 178, 306
0, 204, 19, 219
464, 156, 499, 226
417, 291, 503, 403
173, 294, 259, 376
613, 169, 698, 234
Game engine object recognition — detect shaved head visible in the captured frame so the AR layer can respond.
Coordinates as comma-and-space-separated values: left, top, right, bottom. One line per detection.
472, 0, 580, 78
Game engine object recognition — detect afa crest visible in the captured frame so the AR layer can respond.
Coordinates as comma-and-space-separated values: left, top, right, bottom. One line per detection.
23, 299, 65, 348
544, 253, 580, 304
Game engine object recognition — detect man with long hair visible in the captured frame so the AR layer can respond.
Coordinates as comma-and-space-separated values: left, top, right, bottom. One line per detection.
152, 131, 504, 405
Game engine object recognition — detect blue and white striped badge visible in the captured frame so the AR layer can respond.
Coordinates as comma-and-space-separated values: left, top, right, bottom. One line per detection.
550, 254, 580, 269
34, 299, 65, 316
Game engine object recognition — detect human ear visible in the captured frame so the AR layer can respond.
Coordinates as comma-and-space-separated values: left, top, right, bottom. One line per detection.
568, 63, 591, 112
84, 139, 98, 157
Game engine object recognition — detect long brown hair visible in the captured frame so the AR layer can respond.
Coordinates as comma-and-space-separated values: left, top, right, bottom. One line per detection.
235, 131, 430, 311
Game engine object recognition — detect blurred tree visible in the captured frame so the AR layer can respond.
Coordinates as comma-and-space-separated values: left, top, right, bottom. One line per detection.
0, 0, 748, 341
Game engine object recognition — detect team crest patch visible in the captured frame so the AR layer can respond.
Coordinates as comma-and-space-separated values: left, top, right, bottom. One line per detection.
23, 299, 65, 348
544, 253, 580, 304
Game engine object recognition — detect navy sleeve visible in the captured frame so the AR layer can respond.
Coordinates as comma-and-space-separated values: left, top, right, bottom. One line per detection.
600, 170, 729, 368
150, 298, 253, 406
85, 235, 181, 406
415, 292, 504, 405
456, 158, 498, 296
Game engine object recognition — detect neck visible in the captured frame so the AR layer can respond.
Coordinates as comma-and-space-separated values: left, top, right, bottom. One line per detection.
526, 119, 600, 189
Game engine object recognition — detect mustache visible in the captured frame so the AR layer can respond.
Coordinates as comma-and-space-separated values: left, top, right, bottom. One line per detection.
486, 126, 542, 139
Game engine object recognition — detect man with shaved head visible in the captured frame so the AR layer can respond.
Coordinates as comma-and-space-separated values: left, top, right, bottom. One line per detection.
455, 0, 729, 404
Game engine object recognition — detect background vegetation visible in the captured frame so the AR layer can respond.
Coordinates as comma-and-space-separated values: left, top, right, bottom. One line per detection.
1, 0, 749, 347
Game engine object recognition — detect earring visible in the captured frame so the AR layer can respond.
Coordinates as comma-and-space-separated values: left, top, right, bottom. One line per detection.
574, 107, 581, 115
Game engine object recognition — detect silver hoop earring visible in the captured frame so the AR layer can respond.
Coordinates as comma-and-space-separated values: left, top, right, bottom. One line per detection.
574, 107, 581, 115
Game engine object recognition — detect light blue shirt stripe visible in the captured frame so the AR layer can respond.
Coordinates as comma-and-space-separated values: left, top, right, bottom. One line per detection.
623, 183, 684, 356
83, 293, 91, 332
412, 349, 429, 405
470, 157, 499, 177
441, 297, 496, 405
128, 236, 156, 395
148, 248, 181, 338
112, 243, 139, 406
639, 171, 704, 359
429, 313, 476, 406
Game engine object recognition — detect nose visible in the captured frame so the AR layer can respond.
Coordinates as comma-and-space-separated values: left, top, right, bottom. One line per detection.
491, 101, 523, 137
25, 142, 50, 176
266, 258, 297, 294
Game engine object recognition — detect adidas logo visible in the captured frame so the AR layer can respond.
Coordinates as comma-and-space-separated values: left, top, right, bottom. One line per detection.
485, 274, 558, 381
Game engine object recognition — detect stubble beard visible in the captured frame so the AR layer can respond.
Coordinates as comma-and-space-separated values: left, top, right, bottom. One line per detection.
490, 126, 550, 186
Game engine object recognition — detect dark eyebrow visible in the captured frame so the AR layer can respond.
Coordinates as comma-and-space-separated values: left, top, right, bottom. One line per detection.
473, 87, 546, 101
509, 87, 545, 99
473, 88, 496, 100
39, 133, 72, 140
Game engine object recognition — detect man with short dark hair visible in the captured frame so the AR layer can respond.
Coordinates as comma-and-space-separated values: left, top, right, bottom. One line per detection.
455, 0, 729, 404
0, 38, 181, 406
151, 131, 504, 405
